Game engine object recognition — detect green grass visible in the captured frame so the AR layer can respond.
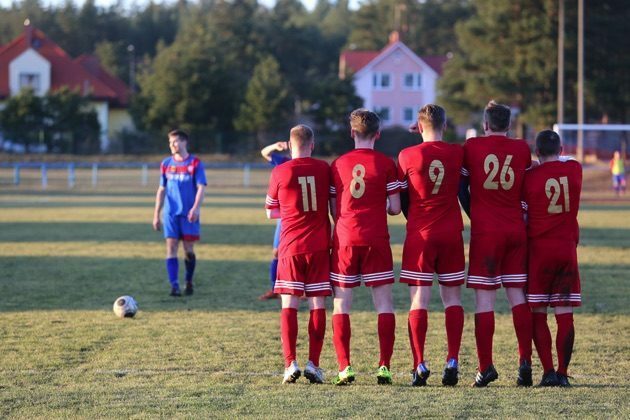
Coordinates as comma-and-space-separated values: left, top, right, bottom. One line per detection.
0, 171, 629, 418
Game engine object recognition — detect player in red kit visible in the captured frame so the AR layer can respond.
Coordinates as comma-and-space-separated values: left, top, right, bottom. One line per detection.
397, 105, 465, 386
459, 101, 534, 387
329, 109, 401, 385
523, 130, 582, 387
265, 125, 332, 384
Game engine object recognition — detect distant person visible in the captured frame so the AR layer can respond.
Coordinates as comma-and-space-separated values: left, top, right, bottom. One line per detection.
265, 125, 331, 384
152, 129, 207, 296
259, 141, 290, 300
459, 101, 534, 387
398, 105, 465, 387
610, 150, 626, 196
329, 109, 401, 385
523, 130, 582, 387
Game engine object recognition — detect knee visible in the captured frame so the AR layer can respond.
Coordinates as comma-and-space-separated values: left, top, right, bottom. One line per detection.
185, 251, 196, 262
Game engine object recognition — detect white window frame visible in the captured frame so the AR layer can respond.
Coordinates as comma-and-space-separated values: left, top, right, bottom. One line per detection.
372, 72, 393, 91
374, 106, 391, 123
402, 106, 416, 124
19, 72, 40, 91
402, 72, 423, 91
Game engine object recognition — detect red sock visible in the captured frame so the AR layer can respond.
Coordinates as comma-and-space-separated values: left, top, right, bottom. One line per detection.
532, 312, 554, 373
475, 311, 494, 372
408, 309, 427, 369
332, 314, 351, 370
378, 312, 396, 368
444, 305, 464, 362
308, 309, 326, 366
512, 303, 533, 364
280, 308, 298, 368
555, 313, 575, 376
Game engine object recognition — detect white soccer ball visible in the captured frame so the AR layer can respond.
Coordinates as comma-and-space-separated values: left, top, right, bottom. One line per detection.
113, 295, 138, 318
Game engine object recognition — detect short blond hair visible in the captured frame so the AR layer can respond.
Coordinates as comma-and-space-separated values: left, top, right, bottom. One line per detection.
290, 124, 314, 148
349, 108, 380, 138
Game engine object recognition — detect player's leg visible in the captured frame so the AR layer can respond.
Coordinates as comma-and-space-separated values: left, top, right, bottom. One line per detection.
408, 285, 431, 386
332, 285, 355, 384
261, 220, 282, 300
182, 240, 196, 295
468, 233, 501, 387
280, 293, 301, 383
531, 307, 558, 386
439, 284, 464, 386
303, 250, 330, 384
554, 306, 574, 387
436, 233, 466, 386
162, 214, 181, 296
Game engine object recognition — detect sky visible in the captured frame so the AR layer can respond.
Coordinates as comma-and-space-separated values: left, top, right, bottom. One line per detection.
0, 0, 362, 11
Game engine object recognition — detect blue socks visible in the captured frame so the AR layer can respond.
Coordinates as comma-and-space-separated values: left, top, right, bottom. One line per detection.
269, 258, 278, 290
166, 258, 179, 289
185, 252, 196, 282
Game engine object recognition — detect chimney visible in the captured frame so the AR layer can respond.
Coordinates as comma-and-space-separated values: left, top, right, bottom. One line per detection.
388, 31, 400, 44
24, 18, 32, 47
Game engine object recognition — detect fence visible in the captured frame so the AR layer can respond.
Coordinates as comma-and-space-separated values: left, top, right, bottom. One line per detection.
0, 162, 273, 191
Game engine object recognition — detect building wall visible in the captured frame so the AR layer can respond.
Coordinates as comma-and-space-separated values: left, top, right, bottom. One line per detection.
90, 101, 109, 151
108, 109, 134, 138
9, 49, 51, 96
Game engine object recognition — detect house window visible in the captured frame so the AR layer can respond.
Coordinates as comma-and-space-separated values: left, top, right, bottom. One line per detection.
19, 73, 40, 91
403, 73, 422, 90
403, 107, 415, 123
373, 73, 392, 90
374, 106, 391, 122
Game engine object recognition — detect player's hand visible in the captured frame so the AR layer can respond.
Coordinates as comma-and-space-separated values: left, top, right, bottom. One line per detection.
408, 122, 419, 133
152, 216, 161, 231
188, 208, 200, 223
276, 141, 289, 151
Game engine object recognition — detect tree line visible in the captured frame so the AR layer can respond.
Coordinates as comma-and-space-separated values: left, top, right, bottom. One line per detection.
0, 0, 627, 154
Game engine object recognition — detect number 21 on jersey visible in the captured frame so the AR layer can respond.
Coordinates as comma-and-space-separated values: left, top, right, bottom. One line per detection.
298, 176, 317, 211
545, 176, 570, 213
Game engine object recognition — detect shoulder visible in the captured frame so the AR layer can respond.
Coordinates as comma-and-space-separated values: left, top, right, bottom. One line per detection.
161, 157, 172, 166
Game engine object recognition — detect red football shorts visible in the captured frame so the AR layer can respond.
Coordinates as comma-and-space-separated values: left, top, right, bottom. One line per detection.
467, 229, 527, 290
400, 231, 465, 287
274, 250, 332, 297
330, 244, 394, 288
526, 239, 581, 307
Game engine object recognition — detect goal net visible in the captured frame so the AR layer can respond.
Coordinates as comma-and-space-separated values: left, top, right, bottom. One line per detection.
553, 124, 630, 160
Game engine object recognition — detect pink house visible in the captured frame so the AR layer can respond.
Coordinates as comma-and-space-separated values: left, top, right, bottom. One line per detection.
339, 32, 447, 128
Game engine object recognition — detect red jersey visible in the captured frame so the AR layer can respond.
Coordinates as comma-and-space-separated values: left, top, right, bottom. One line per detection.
397, 141, 464, 234
331, 148, 400, 246
523, 158, 582, 242
462, 135, 532, 233
265, 157, 331, 258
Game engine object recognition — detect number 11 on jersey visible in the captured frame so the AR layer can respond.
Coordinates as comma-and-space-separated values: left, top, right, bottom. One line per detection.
298, 176, 317, 211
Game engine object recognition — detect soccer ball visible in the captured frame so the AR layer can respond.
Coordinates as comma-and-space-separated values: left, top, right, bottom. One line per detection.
113, 296, 138, 318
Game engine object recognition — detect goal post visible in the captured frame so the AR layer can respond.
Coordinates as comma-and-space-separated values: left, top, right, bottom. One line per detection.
553, 124, 630, 162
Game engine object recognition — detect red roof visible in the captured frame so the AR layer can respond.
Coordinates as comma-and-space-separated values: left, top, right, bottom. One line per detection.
339, 44, 448, 77
0, 26, 129, 106
75, 55, 129, 107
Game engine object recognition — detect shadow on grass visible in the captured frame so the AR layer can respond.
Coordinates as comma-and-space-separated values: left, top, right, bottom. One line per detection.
0, 201, 264, 209
0, 256, 627, 315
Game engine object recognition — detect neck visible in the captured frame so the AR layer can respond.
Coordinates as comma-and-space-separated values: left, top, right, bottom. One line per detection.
485, 131, 508, 137
539, 155, 559, 164
354, 137, 375, 150
291, 148, 311, 159
421, 130, 443, 142
173, 151, 189, 161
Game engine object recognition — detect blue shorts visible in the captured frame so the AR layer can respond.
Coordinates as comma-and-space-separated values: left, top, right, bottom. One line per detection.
273, 219, 282, 248
613, 174, 626, 188
163, 214, 200, 241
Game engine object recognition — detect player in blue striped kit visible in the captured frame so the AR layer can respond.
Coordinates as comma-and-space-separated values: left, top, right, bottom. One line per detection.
153, 129, 207, 296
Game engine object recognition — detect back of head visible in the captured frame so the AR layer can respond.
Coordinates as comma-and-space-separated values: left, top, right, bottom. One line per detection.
168, 129, 189, 142
290, 124, 314, 149
418, 104, 446, 131
349, 108, 380, 139
484, 100, 511, 133
535, 129, 562, 157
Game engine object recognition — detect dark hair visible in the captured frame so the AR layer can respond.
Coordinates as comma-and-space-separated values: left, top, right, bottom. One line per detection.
536, 130, 562, 156
418, 104, 446, 130
349, 108, 380, 138
168, 129, 189, 142
290, 124, 314, 148
484, 100, 511, 132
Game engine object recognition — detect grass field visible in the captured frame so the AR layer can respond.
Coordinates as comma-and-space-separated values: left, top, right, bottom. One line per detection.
0, 166, 629, 418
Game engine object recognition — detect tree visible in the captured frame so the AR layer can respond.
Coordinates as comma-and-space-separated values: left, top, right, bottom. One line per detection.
438, 0, 557, 131
233, 55, 292, 147
0, 88, 45, 152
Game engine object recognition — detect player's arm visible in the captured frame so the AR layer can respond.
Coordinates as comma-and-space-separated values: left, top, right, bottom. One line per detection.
153, 186, 165, 231
187, 183, 206, 223
458, 176, 471, 219
387, 192, 401, 215
266, 208, 280, 219
400, 190, 409, 219
261, 141, 288, 162
329, 197, 337, 220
